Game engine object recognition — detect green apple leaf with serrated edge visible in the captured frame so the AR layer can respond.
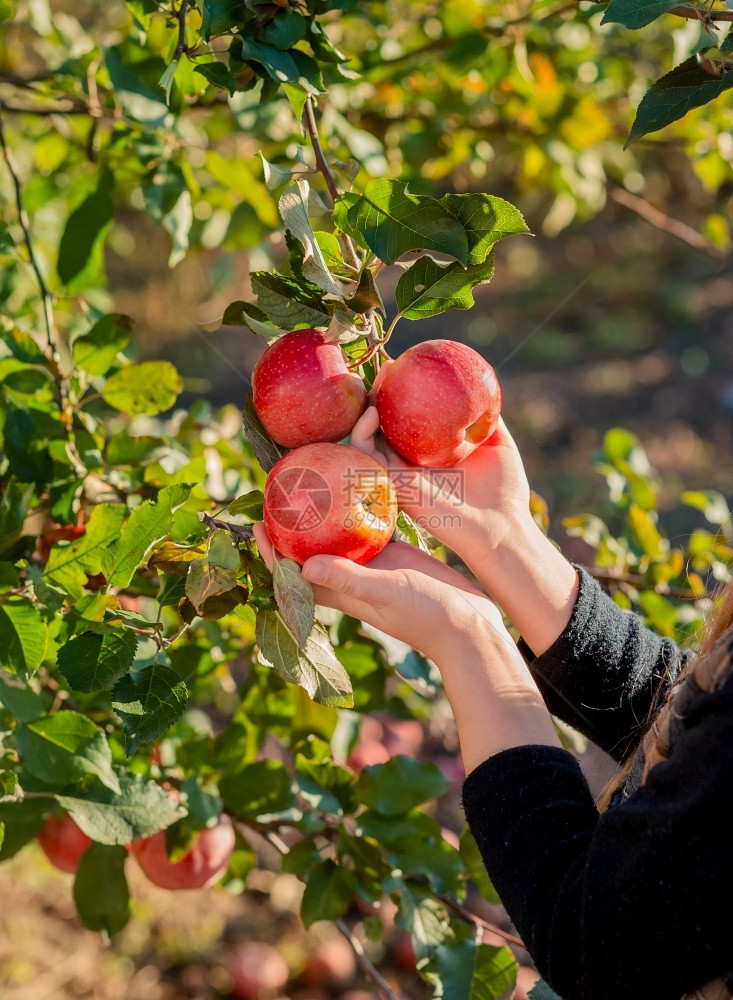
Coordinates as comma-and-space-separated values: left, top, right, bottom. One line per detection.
56, 770, 185, 845
16, 710, 120, 792
279, 180, 342, 296
301, 859, 356, 927
627, 58, 733, 146
57, 630, 138, 693
256, 611, 353, 708
251, 272, 330, 329
395, 251, 495, 320
0, 597, 48, 673
227, 490, 264, 521
243, 391, 284, 472
101, 360, 182, 416
104, 483, 190, 588
601, 0, 681, 29
222, 301, 283, 342
441, 193, 529, 263
343, 179, 469, 265
111, 664, 188, 757
272, 556, 315, 648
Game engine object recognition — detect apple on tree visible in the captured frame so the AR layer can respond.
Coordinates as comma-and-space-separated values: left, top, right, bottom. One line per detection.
263, 442, 397, 565
37, 811, 92, 874
376, 339, 502, 467
132, 814, 235, 890
252, 328, 367, 449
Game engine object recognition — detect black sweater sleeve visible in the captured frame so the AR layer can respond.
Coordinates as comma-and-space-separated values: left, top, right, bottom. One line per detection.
462, 670, 733, 1000
520, 567, 693, 762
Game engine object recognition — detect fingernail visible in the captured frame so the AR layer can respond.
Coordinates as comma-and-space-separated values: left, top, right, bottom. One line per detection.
303, 560, 326, 584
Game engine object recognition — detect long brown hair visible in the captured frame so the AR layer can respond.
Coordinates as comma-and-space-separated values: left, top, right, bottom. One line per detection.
600, 579, 733, 810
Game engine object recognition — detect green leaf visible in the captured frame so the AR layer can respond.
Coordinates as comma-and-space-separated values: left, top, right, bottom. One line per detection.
527, 983, 563, 1000
0, 479, 32, 556
427, 939, 518, 1000
0, 561, 18, 592
111, 664, 188, 757
104, 45, 170, 127
395, 881, 451, 960
243, 390, 284, 472
251, 271, 330, 329
301, 859, 355, 927
279, 180, 342, 296
57, 171, 114, 285
459, 828, 500, 903
0, 798, 48, 860
0, 597, 48, 673
101, 361, 182, 416
142, 160, 193, 266
360, 809, 463, 894
395, 252, 495, 320
441, 193, 529, 263
241, 37, 311, 88
194, 60, 237, 95
602, 0, 681, 29
0, 669, 45, 721
335, 641, 386, 713
57, 630, 138, 693
628, 58, 733, 146
222, 301, 283, 342
228, 489, 264, 521
256, 611, 353, 708
105, 484, 190, 588
44, 504, 126, 600
296, 754, 356, 815
72, 313, 132, 376
105, 433, 168, 467
341, 179, 469, 265
219, 759, 296, 819
201, 0, 243, 40
57, 771, 184, 845
17, 711, 120, 792
73, 844, 130, 936
357, 756, 449, 816
272, 556, 315, 649
265, 10, 306, 49
186, 556, 237, 614
682, 490, 731, 526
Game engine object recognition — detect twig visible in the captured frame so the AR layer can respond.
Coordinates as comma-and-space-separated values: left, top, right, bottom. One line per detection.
609, 187, 724, 260
0, 111, 56, 352
581, 564, 705, 602
262, 831, 405, 1000
0, 109, 87, 479
335, 919, 404, 1000
201, 512, 254, 542
437, 894, 525, 950
304, 95, 361, 270
172, 0, 190, 62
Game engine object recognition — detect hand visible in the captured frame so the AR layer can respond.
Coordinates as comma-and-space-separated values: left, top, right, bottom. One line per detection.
350, 405, 532, 561
252, 523, 507, 663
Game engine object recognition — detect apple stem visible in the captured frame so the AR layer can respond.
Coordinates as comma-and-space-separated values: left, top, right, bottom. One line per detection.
303, 95, 361, 271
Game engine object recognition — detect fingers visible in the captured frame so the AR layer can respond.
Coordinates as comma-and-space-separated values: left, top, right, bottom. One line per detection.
367, 359, 393, 403
350, 405, 380, 456
302, 553, 386, 604
252, 522, 275, 570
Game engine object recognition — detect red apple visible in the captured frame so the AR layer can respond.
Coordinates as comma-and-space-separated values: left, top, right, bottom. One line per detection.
133, 814, 235, 890
263, 443, 397, 565
376, 340, 502, 467
37, 812, 92, 874
252, 329, 367, 449
227, 941, 289, 999
303, 936, 356, 988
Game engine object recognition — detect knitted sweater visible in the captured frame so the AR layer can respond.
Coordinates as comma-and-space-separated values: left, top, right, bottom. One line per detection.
462, 569, 733, 1000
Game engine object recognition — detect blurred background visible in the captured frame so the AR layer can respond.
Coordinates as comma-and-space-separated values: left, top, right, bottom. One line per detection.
1, 0, 732, 996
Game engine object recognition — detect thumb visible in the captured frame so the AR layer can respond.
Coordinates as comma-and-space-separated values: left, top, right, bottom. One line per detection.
302, 554, 381, 602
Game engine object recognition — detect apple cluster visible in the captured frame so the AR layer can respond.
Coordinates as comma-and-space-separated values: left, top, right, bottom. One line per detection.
253, 330, 501, 564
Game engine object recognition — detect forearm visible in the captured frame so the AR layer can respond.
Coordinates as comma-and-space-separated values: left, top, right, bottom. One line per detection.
433, 621, 561, 774
462, 515, 580, 657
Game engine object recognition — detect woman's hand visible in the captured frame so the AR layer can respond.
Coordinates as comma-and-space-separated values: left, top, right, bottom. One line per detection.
252, 523, 506, 664
254, 523, 561, 771
349, 378, 579, 658
350, 405, 532, 560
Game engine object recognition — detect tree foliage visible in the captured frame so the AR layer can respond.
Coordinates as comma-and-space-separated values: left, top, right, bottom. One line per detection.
0, 1, 731, 996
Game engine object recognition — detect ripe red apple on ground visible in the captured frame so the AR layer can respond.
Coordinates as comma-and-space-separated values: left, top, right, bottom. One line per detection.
376, 340, 502, 467
132, 814, 235, 890
227, 941, 289, 999
263, 443, 397, 565
252, 329, 367, 449
37, 812, 92, 874
303, 936, 356, 988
